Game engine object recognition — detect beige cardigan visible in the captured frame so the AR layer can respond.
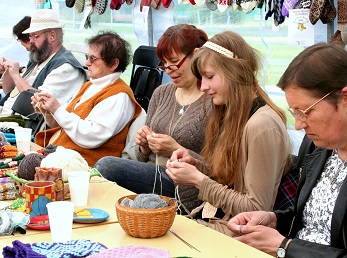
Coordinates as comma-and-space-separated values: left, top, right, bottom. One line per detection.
192, 105, 292, 236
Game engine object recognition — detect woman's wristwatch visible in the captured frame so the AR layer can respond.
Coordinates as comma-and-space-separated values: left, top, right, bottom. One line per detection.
277, 237, 291, 258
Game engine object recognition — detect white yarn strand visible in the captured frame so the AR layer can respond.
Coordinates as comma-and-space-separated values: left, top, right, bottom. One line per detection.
203, 41, 234, 58
153, 155, 163, 195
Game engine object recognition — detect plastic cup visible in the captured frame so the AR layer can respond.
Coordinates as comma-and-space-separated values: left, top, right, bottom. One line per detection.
14, 127, 32, 153
46, 201, 74, 242
67, 171, 90, 207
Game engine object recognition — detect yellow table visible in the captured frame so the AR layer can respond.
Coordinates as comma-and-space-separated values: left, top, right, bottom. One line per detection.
1, 177, 272, 258
1, 215, 271, 258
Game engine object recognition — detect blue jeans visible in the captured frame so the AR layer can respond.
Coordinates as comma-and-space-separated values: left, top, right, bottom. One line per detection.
94, 156, 175, 198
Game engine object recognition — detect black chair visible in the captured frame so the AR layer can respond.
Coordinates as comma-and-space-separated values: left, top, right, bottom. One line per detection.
129, 46, 163, 112
11, 89, 45, 135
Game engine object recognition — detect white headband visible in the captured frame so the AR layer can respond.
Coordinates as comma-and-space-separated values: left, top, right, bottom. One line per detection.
202, 41, 234, 58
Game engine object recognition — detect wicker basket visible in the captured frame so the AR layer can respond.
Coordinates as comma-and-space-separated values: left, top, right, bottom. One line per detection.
115, 194, 177, 238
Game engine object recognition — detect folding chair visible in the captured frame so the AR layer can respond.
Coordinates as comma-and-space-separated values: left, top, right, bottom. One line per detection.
129, 46, 163, 112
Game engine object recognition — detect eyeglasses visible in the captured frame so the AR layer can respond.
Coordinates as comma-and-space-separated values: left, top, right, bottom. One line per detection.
85, 54, 104, 63
157, 52, 191, 72
29, 31, 48, 41
288, 89, 335, 121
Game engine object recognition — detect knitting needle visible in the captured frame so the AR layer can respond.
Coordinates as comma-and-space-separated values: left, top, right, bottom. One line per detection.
169, 229, 201, 253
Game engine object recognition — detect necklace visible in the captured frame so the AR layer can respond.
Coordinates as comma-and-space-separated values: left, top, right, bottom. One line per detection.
178, 89, 200, 116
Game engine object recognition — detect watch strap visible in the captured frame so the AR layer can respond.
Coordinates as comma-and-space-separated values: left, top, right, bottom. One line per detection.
279, 237, 291, 249
277, 237, 291, 258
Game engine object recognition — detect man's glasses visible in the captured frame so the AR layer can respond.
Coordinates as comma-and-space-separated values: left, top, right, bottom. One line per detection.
29, 31, 48, 41
288, 89, 335, 121
85, 54, 104, 63
157, 52, 191, 72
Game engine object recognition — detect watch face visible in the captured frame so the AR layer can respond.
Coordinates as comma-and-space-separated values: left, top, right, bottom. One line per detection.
277, 248, 286, 257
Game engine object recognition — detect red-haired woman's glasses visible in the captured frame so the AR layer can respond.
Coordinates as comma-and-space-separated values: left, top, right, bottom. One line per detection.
157, 53, 190, 72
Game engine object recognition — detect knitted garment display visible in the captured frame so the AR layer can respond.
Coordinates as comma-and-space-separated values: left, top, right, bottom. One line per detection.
3, 239, 107, 258
87, 245, 171, 258
40, 146, 89, 181
0, 176, 17, 200
121, 194, 169, 209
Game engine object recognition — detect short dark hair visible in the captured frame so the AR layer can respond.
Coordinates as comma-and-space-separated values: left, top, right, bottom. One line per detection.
13, 16, 31, 42
86, 31, 131, 73
156, 24, 208, 62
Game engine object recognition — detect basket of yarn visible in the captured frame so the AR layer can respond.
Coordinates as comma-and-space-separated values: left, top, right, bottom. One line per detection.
115, 194, 177, 238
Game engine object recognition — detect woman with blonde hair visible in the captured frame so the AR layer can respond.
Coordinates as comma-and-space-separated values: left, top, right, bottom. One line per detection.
166, 30, 292, 235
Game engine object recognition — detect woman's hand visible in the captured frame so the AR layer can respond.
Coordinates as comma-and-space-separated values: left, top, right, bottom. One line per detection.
31, 91, 61, 114
135, 125, 153, 155
146, 133, 181, 156
168, 148, 197, 166
227, 211, 282, 256
166, 160, 207, 189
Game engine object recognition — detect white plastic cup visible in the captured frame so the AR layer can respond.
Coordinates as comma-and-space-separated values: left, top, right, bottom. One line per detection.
67, 171, 90, 207
46, 201, 75, 242
14, 127, 32, 153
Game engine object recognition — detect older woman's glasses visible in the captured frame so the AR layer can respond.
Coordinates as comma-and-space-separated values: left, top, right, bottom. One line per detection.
288, 90, 335, 121
157, 53, 190, 72
85, 54, 104, 63
29, 31, 48, 41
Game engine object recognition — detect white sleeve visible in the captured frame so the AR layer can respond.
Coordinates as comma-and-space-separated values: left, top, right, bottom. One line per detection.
38, 63, 85, 104
53, 93, 136, 149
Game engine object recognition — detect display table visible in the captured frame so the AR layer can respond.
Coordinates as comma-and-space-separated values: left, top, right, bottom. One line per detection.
0, 177, 272, 258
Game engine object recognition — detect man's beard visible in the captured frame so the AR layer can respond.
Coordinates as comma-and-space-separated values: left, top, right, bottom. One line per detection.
29, 37, 52, 63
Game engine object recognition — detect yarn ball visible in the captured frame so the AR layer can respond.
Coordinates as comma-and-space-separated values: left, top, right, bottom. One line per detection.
40, 146, 89, 181
17, 153, 45, 180
126, 194, 168, 209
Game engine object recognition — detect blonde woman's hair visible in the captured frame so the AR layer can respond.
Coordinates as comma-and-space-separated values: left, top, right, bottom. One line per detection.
192, 30, 288, 186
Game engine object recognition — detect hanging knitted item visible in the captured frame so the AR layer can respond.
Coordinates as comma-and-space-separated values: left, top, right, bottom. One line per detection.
273, 0, 286, 26
139, 0, 150, 11
309, 0, 335, 24
84, 0, 94, 28
95, 0, 108, 14
195, 0, 206, 7
240, 0, 258, 13
66, 0, 76, 7
151, 0, 161, 9
319, 0, 336, 24
265, 0, 275, 20
75, 0, 85, 13
189, 0, 196, 5
281, 0, 299, 16
110, 0, 122, 10
91, 0, 97, 6
126, 0, 133, 5
217, 0, 230, 12
338, 0, 347, 44
162, 0, 172, 8
206, 0, 218, 10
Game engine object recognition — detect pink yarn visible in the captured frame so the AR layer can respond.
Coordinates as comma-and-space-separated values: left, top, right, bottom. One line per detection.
88, 245, 171, 258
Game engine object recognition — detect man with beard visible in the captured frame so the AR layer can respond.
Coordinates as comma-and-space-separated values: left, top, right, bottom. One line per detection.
0, 9, 86, 131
